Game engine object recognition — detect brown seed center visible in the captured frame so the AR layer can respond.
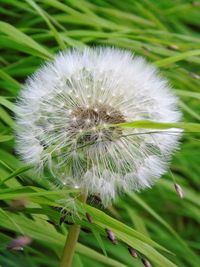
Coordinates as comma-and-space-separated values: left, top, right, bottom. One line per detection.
71, 104, 125, 130
69, 104, 125, 143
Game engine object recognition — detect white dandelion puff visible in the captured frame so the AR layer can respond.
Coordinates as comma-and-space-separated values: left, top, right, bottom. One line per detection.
15, 47, 182, 206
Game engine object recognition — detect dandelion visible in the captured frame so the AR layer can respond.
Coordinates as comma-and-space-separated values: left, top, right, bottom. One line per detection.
15, 47, 181, 205
174, 183, 184, 198
15, 47, 182, 267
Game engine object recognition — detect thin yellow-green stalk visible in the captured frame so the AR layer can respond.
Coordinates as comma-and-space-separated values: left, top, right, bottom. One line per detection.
59, 193, 87, 267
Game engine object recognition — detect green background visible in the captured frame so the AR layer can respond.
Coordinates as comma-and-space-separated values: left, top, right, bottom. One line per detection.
0, 0, 200, 267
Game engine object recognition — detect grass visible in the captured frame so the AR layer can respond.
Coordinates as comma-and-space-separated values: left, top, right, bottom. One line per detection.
0, 0, 200, 267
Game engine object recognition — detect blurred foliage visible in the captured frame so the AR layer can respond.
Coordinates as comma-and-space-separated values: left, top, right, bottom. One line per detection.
0, 0, 200, 267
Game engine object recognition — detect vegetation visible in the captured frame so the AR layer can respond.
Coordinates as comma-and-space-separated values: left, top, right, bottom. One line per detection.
0, 0, 200, 267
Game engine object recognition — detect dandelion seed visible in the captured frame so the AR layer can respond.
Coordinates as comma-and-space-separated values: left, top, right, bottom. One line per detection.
128, 246, 138, 258
7, 236, 32, 251
142, 258, 152, 267
174, 183, 184, 198
105, 228, 117, 245
86, 212, 93, 223
15, 48, 182, 206
86, 118, 91, 124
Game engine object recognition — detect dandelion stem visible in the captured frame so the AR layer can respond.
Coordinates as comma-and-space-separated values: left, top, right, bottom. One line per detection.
59, 192, 87, 267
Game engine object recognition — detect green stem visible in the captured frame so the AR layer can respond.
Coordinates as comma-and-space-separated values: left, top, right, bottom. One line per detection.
59, 192, 87, 267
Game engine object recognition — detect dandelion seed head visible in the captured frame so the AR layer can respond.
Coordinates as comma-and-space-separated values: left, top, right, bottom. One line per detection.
15, 47, 182, 206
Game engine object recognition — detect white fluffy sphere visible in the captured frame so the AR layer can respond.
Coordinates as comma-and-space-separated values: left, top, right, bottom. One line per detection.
15, 48, 181, 205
